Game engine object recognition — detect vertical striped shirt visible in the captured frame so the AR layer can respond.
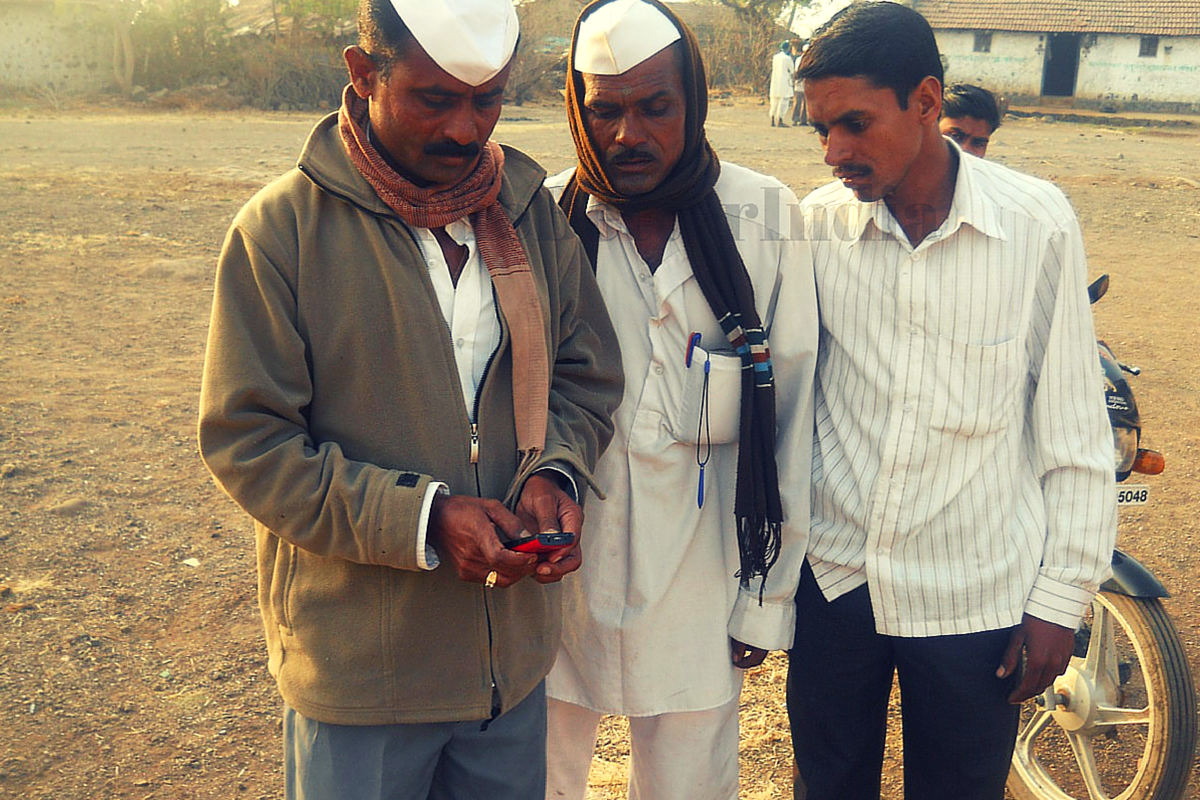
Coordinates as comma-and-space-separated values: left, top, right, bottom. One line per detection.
802, 146, 1117, 637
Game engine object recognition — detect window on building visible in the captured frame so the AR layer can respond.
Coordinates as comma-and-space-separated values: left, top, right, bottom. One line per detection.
974, 31, 993, 52
1140, 36, 1159, 57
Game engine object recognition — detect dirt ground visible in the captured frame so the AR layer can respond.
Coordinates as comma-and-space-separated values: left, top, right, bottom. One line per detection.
2, 96, 1199, 800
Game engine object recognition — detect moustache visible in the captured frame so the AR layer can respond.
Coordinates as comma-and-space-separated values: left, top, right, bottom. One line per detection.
424, 141, 481, 159
609, 148, 656, 166
834, 164, 872, 179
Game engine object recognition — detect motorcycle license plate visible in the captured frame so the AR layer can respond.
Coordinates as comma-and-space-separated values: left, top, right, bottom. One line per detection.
1117, 484, 1150, 505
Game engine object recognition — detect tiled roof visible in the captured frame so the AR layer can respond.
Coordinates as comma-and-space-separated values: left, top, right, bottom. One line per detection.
914, 0, 1200, 36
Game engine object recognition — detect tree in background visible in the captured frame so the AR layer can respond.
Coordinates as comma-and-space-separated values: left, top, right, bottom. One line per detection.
61, 0, 142, 96
43, 0, 816, 106
133, 0, 234, 89
705, 0, 813, 90
507, 0, 582, 105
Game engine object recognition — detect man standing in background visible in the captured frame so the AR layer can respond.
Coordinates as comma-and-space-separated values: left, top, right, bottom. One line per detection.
769, 39, 796, 126
790, 38, 808, 126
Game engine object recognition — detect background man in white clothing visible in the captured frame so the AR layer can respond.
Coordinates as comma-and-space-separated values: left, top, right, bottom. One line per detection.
788, 3, 1116, 799
546, 0, 818, 797
769, 40, 796, 127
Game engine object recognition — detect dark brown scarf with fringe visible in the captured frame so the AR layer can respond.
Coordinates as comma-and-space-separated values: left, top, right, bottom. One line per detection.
338, 85, 549, 471
559, 0, 782, 594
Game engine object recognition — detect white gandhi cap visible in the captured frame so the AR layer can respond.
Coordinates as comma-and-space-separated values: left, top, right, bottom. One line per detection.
389, 0, 519, 86
573, 0, 681, 76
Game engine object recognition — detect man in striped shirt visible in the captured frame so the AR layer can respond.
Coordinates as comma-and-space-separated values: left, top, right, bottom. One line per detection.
786, 4, 1117, 799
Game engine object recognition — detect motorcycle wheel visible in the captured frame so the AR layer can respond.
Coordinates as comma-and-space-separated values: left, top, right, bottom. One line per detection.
1008, 592, 1197, 800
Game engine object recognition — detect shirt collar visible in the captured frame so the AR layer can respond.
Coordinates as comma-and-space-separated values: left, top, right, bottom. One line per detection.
585, 191, 623, 237
941, 137, 1007, 243
583, 190, 693, 298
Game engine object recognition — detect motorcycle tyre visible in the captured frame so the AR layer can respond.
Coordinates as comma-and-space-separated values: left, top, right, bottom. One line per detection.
1007, 593, 1197, 800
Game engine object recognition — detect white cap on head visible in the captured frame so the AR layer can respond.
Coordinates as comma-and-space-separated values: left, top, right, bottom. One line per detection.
574, 0, 681, 76
389, 0, 519, 86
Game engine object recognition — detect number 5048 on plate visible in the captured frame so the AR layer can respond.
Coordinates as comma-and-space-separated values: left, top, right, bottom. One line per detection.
1117, 484, 1150, 505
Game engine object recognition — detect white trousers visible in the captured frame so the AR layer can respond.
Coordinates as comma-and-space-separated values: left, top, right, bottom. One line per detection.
545, 695, 740, 800
769, 96, 792, 122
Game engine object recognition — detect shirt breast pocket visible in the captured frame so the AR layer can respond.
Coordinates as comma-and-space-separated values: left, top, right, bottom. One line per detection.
672, 347, 744, 445
930, 336, 1023, 437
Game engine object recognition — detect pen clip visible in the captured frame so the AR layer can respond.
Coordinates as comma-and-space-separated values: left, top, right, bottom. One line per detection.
685, 332, 702, 368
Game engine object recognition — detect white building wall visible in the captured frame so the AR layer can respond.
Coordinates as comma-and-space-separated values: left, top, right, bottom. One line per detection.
936, 30, 1045, 96
936, 27, 1200, 105
1077, 34, 1200, 103
0, 2, 111, 93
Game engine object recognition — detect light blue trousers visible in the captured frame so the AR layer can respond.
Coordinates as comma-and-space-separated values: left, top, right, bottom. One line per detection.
284, 682, 547, 800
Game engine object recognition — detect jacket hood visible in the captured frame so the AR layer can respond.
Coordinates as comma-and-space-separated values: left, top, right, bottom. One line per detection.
296, 111, 546, 225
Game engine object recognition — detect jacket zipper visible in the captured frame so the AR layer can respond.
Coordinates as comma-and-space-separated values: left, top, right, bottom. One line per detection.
403, 222, 506, 727
469, 284, 502, 491
473, 288, 504, 728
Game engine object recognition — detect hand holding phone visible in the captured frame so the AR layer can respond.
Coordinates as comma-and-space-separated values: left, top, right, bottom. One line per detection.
502, 531, 576, 555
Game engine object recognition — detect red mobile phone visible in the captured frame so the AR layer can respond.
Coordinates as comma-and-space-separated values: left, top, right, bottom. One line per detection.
503, 532, 576, 554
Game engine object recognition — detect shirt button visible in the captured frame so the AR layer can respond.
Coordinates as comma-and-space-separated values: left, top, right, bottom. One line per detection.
456, 338, 466, 348
909, 325, 919, 335
653, 364, 665, 376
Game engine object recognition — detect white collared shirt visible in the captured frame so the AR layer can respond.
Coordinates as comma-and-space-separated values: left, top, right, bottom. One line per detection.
412, 218, 499, 419
410, 218, 499, 569
803, 143, 1116, 637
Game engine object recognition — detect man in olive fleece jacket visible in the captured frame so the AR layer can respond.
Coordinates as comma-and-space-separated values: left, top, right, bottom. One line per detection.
197, 0, 623, 795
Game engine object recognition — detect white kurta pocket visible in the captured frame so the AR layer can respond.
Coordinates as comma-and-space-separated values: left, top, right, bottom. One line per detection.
672, 348, 744, 445
930, 336, 1022, 436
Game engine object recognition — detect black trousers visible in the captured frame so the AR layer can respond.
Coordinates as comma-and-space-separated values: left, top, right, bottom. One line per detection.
786, 563, 1020, 800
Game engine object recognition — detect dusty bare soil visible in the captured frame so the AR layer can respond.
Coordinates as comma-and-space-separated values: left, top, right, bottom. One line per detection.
2, 97, 1199, 800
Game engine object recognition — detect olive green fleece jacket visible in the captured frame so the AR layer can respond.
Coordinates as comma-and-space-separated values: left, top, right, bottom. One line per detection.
198, 112, 623, 726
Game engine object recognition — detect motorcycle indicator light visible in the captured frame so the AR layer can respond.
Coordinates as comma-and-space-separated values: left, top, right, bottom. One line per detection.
1132, 448, 1165, 475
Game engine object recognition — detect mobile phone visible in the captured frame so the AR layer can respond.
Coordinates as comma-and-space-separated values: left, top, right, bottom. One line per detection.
503, 532, 576, 554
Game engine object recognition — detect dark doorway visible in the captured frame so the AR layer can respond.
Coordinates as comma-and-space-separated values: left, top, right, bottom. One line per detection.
1042, 32, 1081, 96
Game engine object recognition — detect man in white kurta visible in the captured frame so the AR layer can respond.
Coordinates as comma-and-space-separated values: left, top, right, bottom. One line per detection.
545, 1, 817, 798
769, 40, 796, 126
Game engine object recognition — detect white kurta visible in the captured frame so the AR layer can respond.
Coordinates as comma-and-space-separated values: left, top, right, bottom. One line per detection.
769, 50, 795, 98
545, 163, 818, 715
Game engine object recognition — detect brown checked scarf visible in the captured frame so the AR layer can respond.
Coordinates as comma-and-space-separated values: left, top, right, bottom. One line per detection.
559, 0, 783, 595
338, 85, 549, 473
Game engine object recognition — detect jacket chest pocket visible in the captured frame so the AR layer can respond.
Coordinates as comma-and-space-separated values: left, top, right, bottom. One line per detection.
671, 347, 744, 445
929, 336, 1023, 437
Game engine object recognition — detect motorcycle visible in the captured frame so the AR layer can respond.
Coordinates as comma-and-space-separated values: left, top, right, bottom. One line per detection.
1007, 275, 1198, 800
